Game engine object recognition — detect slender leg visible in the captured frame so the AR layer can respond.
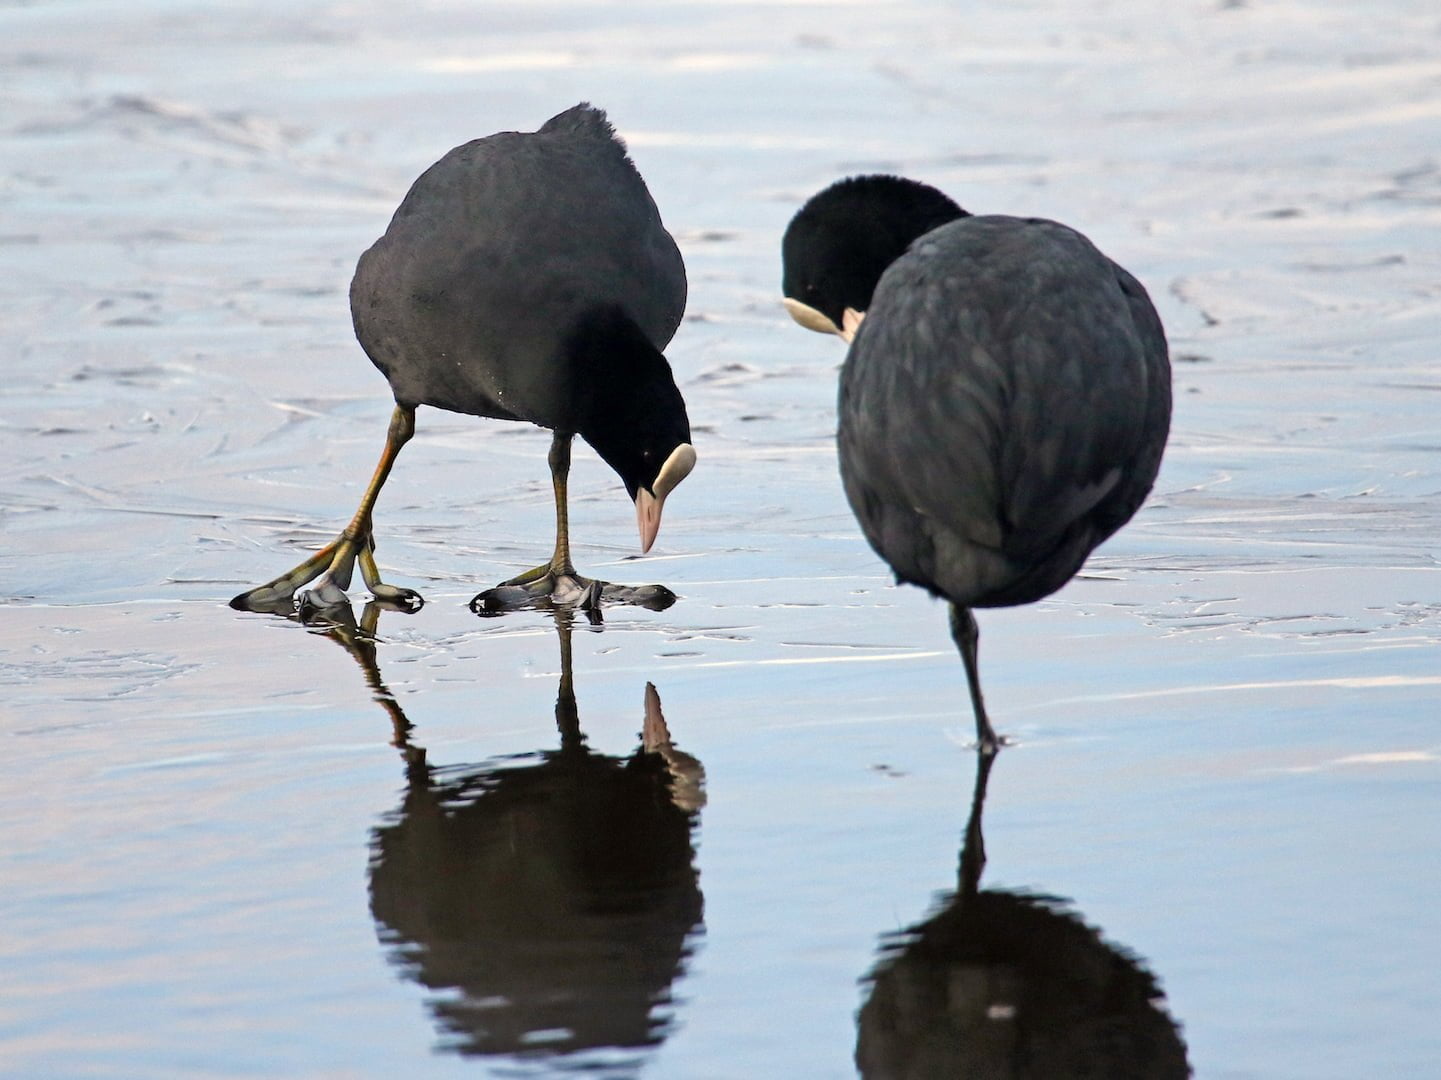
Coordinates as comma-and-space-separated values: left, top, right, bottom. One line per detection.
499, 432, 577, 586
547, 432, 577, 578
541, 435, 603, 611
949, 604, 1001, 754
231, 404, 421, 612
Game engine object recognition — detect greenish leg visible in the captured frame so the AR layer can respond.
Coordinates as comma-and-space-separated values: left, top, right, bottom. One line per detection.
498, 431, 577, 589
950, 603, 1001, 754
232, 404, 420, 612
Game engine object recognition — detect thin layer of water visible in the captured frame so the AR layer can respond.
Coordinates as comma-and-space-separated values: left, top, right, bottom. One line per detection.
3, 1, 1440, 1077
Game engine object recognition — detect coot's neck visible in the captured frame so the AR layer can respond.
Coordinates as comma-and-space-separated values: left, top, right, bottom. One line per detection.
566, 306, 689, 492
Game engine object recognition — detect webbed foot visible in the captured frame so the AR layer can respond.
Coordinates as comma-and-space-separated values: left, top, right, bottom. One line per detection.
469, 570, 675, 618
231, 533, 422, 614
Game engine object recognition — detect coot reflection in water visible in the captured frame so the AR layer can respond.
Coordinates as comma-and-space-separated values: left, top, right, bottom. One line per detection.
857, 753, 1190, 1079
302, 604, 705, 1066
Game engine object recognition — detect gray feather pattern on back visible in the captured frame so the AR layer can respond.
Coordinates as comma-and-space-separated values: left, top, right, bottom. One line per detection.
839, 215, 1169, 606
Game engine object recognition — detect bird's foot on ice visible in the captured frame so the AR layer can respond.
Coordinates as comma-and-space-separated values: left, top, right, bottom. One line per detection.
470, 570, 603, 616
233, 573, 423, 616
301, 575, 422, 615
230, 537, 423, 616
469, 570, 676, 618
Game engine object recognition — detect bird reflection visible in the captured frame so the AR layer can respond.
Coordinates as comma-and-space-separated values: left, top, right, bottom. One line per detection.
857, 753, 1190, 1079
301, 601, 705, 1067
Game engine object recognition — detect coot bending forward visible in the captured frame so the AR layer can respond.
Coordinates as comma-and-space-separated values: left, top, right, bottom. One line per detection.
232, 103, 694, 616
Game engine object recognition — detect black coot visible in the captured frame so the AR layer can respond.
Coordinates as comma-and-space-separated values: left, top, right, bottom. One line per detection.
232, 103, 695, 615
783, 176, 1171, 751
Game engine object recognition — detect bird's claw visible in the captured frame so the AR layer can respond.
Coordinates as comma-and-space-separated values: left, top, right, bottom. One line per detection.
367, 582, 425, 612
229, 582, 295, 613
228, 586, 299, 616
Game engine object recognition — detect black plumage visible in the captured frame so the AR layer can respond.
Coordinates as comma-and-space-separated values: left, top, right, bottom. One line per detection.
232, 104, 695, 616
783, 176, 1171, 750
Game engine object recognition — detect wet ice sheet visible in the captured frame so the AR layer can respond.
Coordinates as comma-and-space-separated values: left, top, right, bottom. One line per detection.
3, 0, 1441, 1077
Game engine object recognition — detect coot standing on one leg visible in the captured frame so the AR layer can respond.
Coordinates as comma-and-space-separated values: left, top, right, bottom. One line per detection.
782, 176, 1171, 752
231, 103, 696, 616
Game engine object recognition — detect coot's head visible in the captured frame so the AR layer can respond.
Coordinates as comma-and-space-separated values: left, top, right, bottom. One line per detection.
781, 175, 966, 342
596, 421, 696, 556
574, 309, 696, 554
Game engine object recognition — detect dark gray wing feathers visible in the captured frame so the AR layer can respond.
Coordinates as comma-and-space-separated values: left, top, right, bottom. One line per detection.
840, 215, 1169, 605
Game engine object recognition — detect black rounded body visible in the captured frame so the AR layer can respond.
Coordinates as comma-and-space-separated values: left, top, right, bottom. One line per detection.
838, 215, 1171, 609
